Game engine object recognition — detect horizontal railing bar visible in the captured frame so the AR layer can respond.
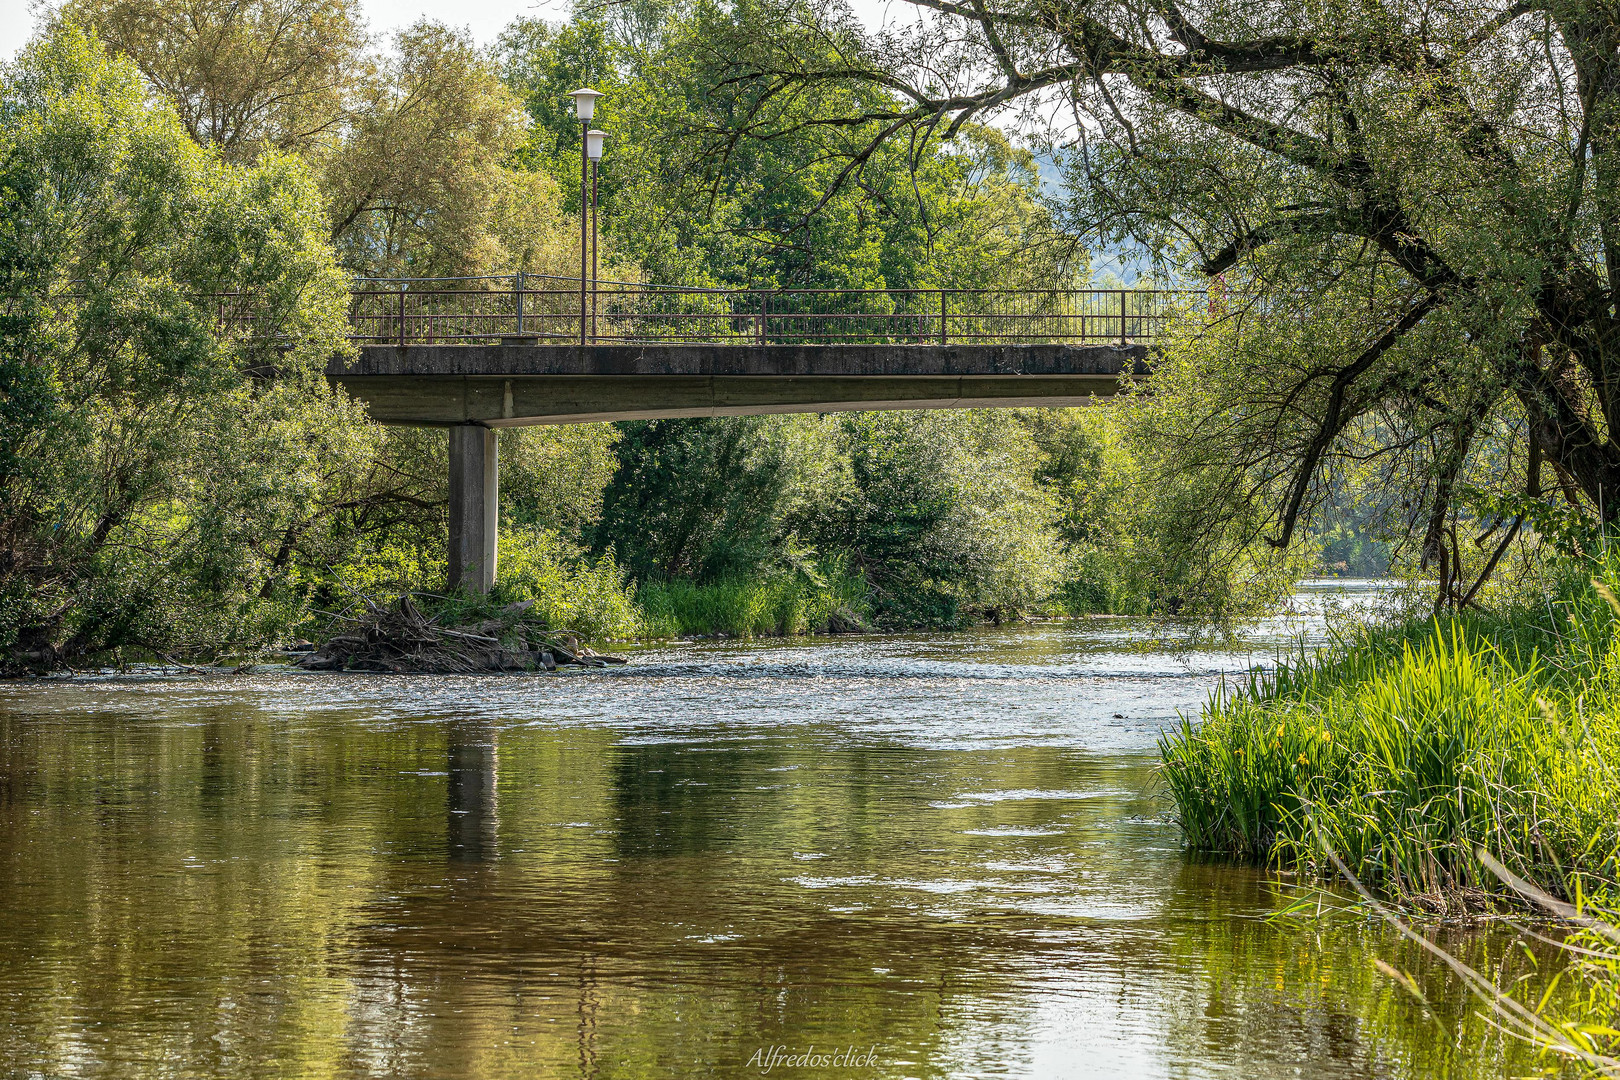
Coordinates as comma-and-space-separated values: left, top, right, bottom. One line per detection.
152, 282, 1206, 346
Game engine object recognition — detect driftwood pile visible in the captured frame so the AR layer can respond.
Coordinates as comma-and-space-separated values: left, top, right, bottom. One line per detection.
295, 595, 626, 674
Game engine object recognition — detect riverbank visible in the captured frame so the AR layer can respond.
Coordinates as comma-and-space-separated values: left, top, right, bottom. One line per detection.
1159, 554, 1620, 909
330, 526, 1083, 652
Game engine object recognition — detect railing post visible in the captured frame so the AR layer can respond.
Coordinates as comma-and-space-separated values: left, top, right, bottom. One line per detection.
515, 271, 524, 335
758, 291, 766, 345
399, 287, 407, 346
1119, 289, 1127, 345
939, 290, 947, 345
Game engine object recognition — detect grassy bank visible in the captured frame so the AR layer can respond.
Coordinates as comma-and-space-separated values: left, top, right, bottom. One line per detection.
1159, 554, 1620, 906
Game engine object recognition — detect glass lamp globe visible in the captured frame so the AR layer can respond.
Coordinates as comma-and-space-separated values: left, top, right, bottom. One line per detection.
567, 88, 603, 121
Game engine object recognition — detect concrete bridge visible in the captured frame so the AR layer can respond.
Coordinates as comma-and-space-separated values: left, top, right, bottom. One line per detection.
326, 280, 1179, 591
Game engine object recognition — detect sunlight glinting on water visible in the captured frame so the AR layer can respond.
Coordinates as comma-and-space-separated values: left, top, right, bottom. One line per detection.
0, 580, 1560, 1079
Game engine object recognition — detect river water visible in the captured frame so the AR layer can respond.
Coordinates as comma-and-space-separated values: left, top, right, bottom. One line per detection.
0, 581, 1566, 1078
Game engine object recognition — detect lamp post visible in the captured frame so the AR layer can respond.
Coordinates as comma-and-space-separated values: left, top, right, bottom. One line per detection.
585, 128, 605, 341
567, 88, 602, 345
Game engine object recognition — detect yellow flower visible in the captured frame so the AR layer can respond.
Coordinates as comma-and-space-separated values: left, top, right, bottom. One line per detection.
1321, 730, 1332, 743
1297, 753, 1309, 766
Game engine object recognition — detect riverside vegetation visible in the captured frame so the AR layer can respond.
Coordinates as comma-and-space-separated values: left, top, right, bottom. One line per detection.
1157, 550, 1620, 1071
1161, 555, 1620, 908
0, 12, 1307, 671
14, 0, 1620, 1065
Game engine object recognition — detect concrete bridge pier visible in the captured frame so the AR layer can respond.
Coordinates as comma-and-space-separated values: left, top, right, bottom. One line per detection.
448, 423, 498, 593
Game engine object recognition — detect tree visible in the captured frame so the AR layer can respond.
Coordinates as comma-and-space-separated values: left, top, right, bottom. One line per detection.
59, 0, 366, 162
493, 3, 1079, 292
0, 24, 361, 664
704, 0, 1620, 601
323, 22, 559, 276
54, 5, 593, 614
64, 1, 578, 277
821, 410, 1066, 624
593, 417, 801, 581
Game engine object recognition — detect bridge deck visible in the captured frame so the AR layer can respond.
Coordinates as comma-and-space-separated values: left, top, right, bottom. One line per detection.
330, 342, 1148, 426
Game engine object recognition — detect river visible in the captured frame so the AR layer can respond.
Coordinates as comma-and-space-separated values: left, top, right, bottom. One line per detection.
0, 581, 1567, 1078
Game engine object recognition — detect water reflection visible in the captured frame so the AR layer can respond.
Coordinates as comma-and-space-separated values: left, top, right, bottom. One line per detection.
447, 721, 498, 862
0, 586, 1579, 1079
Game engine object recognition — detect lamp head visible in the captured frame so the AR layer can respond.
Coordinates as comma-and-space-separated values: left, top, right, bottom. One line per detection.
585, 129, 606, 161
567, 87, 603, 121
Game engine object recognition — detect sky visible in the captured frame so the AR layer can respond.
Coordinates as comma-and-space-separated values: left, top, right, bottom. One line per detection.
2, 0, 912, 60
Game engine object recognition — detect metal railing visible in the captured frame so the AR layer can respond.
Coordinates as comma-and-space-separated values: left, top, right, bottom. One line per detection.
347, 274, 1199, 346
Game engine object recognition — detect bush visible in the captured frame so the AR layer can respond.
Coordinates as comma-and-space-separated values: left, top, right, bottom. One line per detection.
320, 525, 640, 643
495, 526, 641, 641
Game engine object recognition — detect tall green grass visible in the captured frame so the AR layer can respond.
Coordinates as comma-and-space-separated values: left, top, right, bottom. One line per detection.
636, 564, 870, 639
1160, 553, 1620, 903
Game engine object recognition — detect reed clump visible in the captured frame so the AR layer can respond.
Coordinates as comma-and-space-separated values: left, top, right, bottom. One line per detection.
1160, 553, 1620, 906
635, 563, 871, 639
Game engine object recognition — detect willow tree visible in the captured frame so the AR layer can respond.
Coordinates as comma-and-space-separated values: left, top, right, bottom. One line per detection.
62, 0, 367, 162
0, 25, 362, 665
704, 0, 1620, 598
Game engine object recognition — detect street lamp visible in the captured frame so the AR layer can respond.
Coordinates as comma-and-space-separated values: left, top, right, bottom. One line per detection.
585, 129, 605, 341
568, 89, 603, 345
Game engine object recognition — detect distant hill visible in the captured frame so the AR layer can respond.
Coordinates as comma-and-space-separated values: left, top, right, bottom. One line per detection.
1029, 150, 1157, 286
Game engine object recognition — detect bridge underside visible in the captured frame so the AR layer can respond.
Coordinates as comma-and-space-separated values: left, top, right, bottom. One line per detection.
340, 373, 1135, 426
327, 342, 1146, 591
330, 342, 1145, 425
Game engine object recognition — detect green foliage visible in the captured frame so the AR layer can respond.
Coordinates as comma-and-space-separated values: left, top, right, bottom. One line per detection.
72, 0, 583, 279
1019, 400, 1312, 619
493, 525, 641, 641
325, 524, 640, 642
0, 23, 359, 665
60, 0, 367, 162
637, 558, 869, 638
592, 410, 1078, 630
500, 424, 622, 536
1160, 550, 1620, 904
1018, 408, 1144, 615
323, 21, 565, 276
493, 3, 1078, 292
828, 410, 1067, 626
594, 416, 800, 581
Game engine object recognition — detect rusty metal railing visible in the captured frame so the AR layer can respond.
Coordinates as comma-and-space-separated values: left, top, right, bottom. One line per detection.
346, 274, 1199, 346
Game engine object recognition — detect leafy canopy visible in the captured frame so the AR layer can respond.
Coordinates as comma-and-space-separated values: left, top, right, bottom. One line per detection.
700, 0, 1620, 601
0, 23, 361, 662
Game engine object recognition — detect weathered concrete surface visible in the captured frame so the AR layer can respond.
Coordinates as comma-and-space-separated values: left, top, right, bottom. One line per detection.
329, 343, 1146, 426
447, 425, 497, 592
